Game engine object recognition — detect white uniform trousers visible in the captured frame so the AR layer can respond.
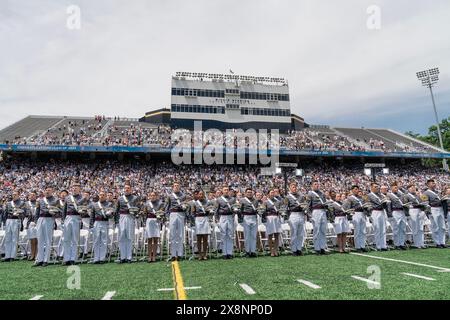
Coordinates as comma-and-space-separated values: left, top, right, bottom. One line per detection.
371, 210, 387, 249
219, 215, 234, 256
391, 210, 407, 247
430, 207, 446, 245
118, 214, 135, 260
36, 217, 55, 263
243, 215, 257, 253
408, 209, 424, 247
311, 209, 327, 251
352, 212, 366, 249
288, 212, 306, 252
2, 219, 20, 259
93, 221, 109, 262
169, 212, 185, 258
62, 215, 80, 262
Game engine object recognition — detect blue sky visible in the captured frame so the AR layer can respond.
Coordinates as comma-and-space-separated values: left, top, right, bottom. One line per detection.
1, 0, 449, 134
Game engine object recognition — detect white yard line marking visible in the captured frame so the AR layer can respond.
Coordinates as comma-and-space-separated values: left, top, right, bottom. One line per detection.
30, 295, 43, 300
157, 286, 201, 291
350, 252, 450, 272
239, 283, 256, 295
401, 273, 436, 281
296, 279, 321, 289
351, 275, 380, 286
101, 291, 116, 300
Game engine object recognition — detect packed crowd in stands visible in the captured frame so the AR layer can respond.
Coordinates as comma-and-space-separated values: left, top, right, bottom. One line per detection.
1, 117, 441, 153
0, 159, 447, 204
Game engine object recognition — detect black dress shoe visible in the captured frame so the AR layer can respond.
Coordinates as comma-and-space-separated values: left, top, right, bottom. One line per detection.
400, 246, 407, 250
320, 249, 329, 255
360, 248, 368, 252
381, 248, 389, 251
292, 251, 299, 256
32, 262, 43, 267
63, 261, 71, 266
297, 250, 303, 256
315, 250, 321, 255
42, 263, 48, 267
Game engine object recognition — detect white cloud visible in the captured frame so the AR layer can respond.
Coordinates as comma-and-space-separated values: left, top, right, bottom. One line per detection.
0, 0, 449, 133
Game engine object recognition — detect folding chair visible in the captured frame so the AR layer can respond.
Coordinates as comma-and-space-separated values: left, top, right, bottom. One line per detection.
50, 230, 63, 264
257, 223, 269, 256
17, 230, 29, 259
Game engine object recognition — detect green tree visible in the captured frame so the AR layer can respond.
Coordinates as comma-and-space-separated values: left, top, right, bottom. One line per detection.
406, 116, 450, 151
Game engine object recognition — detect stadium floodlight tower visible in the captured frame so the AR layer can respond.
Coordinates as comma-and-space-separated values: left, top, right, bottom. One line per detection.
416, 67, 448, 171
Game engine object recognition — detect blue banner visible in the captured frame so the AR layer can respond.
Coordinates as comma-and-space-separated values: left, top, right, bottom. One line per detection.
0, 144, 449, 159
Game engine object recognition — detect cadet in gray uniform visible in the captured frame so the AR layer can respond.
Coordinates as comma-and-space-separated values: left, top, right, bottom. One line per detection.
143, 191, 164, 263
2, 191, 25, 261
115, 184, 142, 263
164, 182, 188, 261
387, 182, 408, 250
263, 189, 282, 257
62, 183, 88, 265
404, 184, 426, 249
89, 191, 114, 263
215, 186, 237, 259
34, 186, 62, 267
25, 191, 39, 261
343, 185, 367, 252
327, 191, 350, 253
444, 187, 450, 241
367, 183, 388, 251
308, 181, 328, 254
240, 188, 259, 257
191, 190, 214, 260
285, 181, 307, 256
423, 179, 446, 248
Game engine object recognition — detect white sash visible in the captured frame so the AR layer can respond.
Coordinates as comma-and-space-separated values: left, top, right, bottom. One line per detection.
389, 192, 404, 206
311, 191, 325, 204
221, 196, 232, 210
427, 189, 441, 201
98, 201, 106, 218
351, 195, 363, 208
267, 198, 278, 212
70, 195, 79, 211
244, 197, 256, 211
288, 193, 301, 206
407, 193, 420, 205
122, 195, 131, 210
196, 200, 206, 214
172, 192, 181, 205
28, 201, 36, 215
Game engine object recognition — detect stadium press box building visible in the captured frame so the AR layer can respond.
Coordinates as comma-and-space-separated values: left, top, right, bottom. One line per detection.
169, 72, 300, 132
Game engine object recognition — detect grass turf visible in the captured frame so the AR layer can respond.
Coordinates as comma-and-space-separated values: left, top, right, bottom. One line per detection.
0, 248, 449, 300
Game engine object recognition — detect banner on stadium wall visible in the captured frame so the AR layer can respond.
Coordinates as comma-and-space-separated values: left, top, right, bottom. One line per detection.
0, 144, 449, 159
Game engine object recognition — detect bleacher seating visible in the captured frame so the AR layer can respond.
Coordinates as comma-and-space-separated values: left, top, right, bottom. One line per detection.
0, 116, 63, 144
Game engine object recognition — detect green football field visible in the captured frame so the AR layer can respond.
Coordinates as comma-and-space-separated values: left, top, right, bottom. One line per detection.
1, 248, 449, 300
